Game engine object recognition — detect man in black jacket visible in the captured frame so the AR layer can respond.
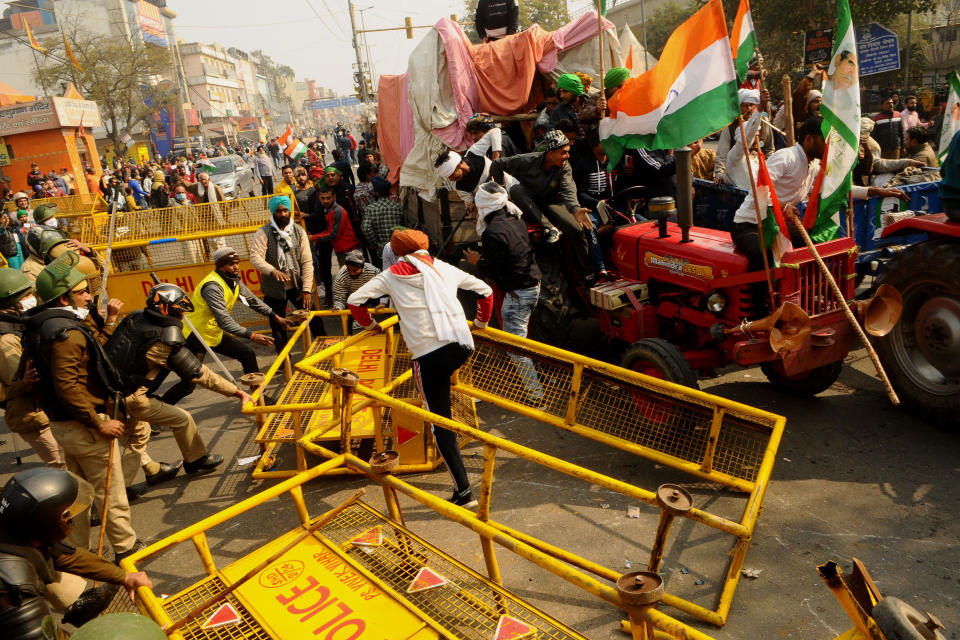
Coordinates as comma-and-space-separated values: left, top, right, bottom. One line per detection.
464, 182, 544, 403
475, 0, 519, 42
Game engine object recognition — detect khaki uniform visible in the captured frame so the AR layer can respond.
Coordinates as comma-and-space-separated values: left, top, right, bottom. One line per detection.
45, 319, 139, 555
124, 342, 238, 466
0, 332, 63, 468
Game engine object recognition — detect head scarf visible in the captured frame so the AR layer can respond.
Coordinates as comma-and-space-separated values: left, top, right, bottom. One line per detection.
390, 229, 429, 256
738, 88, 760, 105
541, 129, 570, 152
371, 176, 391, 196
557, 73, 584, 96
323, 166, 340, 175
860, 116, 876, 138
474, 182, 523, 236
268, 195, 291, 214
604, 67, 630, 90
807, 90, 823, 105
435, 152, 462, 179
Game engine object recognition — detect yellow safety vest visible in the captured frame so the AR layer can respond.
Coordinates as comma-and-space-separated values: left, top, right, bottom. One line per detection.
184, 270, 239, 347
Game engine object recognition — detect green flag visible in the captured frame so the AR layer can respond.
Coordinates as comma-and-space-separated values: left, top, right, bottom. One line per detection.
597, 0, 606, 16
938, 71, 960, 163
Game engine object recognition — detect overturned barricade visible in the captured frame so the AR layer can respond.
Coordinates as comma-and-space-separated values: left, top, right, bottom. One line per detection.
240, 313, 785, 630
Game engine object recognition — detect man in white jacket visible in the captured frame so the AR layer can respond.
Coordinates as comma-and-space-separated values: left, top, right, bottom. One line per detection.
347, 229, 493, 508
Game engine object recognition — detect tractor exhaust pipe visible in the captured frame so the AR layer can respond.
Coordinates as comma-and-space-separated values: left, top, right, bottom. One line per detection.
676, 147, 693, 243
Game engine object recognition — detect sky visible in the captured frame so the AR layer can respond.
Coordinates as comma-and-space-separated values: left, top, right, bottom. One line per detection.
168, 0, 465, 95
169, 0, 595, 96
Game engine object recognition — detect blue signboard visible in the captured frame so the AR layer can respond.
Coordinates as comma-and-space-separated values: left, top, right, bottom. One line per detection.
857, 23, 900, 76
309, 97, 362, 110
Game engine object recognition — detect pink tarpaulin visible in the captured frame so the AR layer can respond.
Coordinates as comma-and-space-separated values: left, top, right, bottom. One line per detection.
538, 11, 616, 73
377, 73, 414, 184
473, 24, 555, 115
432, 19, 479, 150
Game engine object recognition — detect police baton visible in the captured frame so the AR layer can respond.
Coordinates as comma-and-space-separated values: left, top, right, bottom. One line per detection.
97, 198, 119, 314
149, 272, 236, 384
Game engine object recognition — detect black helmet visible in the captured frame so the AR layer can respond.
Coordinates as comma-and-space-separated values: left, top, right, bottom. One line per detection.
0, 468, 94, 543
145, 283, 193, 317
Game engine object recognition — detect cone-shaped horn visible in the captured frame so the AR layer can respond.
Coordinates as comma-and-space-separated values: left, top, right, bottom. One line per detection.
859, 284, 902, 337
769, 302, 811, 353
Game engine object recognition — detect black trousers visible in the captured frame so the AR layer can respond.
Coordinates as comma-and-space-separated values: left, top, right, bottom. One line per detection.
508, 183, 590, 275
731, 221, 805, 271
261, 176, 275, 195
412, 342, 473, 495
161, 333, 260, 405
264, 289, 304, 353
315, 240, 334, 302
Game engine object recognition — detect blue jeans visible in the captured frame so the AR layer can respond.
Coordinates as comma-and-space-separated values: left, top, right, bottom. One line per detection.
587, 211, 605, 274
501, 284, 544, 400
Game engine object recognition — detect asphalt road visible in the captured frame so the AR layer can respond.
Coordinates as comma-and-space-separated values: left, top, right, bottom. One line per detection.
0, 333, 956, 639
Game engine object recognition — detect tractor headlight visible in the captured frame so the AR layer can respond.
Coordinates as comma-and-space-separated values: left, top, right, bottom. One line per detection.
705, 291, 727, 315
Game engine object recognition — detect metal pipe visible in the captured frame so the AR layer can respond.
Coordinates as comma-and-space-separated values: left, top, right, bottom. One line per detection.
675, 147, 693, 243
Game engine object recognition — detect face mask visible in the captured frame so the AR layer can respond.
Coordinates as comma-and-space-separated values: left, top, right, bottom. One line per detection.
44, 218, 58, 228
175, 193, 187, 202
17, 295, 37, 312
68, 305, 90, 321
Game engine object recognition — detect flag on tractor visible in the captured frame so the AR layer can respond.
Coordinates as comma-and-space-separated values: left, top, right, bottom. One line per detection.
730, 0, 757, 84
599, 0, 739, 167
756, 152, 793, 267
806, 0, 859, 244
285, 138, 306, 161
938, 71, 960, 163
61, 30, 84, 72
23, 18, 47, 54
277, 125, 293, 147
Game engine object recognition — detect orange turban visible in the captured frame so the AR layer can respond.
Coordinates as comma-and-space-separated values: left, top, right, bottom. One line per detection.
390, 229, 429, 256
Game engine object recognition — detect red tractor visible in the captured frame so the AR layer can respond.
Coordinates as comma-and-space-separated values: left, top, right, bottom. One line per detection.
590, 153, 901, 396
873, 213, 960, 426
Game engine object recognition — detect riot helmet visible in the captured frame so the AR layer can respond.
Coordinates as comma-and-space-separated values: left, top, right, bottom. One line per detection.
0, 267, 34, 310
145, 283, 193, 318
35, 250, 88, 306
0, 467, 95, 543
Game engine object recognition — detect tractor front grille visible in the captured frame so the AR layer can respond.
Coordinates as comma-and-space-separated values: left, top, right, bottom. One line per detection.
798, 253, 846, 316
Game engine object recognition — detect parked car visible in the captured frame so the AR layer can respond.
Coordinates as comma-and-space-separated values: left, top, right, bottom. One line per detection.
208, 156, 258, 199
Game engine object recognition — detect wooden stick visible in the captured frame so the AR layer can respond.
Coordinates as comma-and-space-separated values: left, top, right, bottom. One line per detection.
847, 190, 856, 245
164, 488, 366, 636
786, 213, 900, 405
96, 439, 116, 560
737, 117, 777, 310
596, 2, 605, 92
782, 75, 795, 147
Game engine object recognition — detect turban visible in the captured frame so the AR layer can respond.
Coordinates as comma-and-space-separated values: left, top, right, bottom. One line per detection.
212, 247, 239, 267
435, 152, 462, 179
738, 88, 760, 105
323, 166, 340, 174
807, 90, 823, 105
371, 176, 391, 196
860, 116, 876, 137
390, 229, 429, 257
268, 195, 291, 214
344, 250, 365, 266
604, 67, 630, 90
557, 73, 584, 96
541, 129, 570, 152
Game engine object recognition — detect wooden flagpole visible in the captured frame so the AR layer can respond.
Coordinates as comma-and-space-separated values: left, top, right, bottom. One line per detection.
737, 116, 777, 310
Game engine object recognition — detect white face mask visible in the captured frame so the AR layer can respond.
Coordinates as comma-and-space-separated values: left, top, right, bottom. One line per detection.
43, 217, 58, 228
17, 295, 37, 312
68, 305, 90, 321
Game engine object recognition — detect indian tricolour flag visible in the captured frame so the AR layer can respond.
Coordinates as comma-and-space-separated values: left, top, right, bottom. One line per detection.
808, 0, 859, 243
938, 71, 960, 163
599, 0, 739, 167
277, 125, 293, 147
756, 152, 792, 267
201, 159, 217, 174
730, 0, 757, 84
285, 138, 306, 161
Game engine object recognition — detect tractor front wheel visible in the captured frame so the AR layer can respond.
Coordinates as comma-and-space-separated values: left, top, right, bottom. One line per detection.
760, 360, 843, 396
622, 338, 698, 389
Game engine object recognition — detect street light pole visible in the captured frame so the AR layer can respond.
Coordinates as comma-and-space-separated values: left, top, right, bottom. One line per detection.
347, 0, 369, 103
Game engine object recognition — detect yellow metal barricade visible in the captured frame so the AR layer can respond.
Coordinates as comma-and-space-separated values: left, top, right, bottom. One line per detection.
241, 316, 785, 629
120, 459, 604, 640
3, 193, 100, 216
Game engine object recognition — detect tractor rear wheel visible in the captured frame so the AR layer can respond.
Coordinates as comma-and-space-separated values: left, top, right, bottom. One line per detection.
760, 360, 842, 396
622, 338, 698, 389
875, 240, 960, 429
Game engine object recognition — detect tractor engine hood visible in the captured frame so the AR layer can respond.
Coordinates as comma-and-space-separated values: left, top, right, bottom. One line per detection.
612, 220, 751, 291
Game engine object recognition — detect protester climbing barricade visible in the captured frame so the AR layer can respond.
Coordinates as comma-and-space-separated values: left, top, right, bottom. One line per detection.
247, 310, 476, 480
240, 314, 785, 629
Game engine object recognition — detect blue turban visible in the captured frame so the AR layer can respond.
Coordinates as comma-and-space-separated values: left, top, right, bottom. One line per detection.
371, 176, 391, 196
268, 195, 291, 214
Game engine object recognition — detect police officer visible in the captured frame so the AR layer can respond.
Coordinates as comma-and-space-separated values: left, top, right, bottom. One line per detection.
0, 468, 151, 639
0, 268, 63, 468
23, 252, 147, 560
21, 221, 103, 299
105, 284, 254, 480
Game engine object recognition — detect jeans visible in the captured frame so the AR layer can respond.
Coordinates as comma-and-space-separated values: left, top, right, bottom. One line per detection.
587, 211, 606, 274
161, 333, 260, 405
413, 342, 473, 495
508, 183, 590, 276
501, 284, 545, 400
265, 288, 305, 353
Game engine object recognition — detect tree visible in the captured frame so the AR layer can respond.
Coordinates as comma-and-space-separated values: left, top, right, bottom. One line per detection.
251, 51, 296, 110
644, 1, 697, 59
462, 0, 570, 43
34, 21, 177, 155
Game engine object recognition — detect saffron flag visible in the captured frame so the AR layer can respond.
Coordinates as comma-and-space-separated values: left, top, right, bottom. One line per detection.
811, 0, 859, 243
285, 138, 306, 160
61, 30, 84, 72
730, 0, 757, 84
756, 151, 793, 267
277, 125, 293, 147
938, 71, 960, 163
599, 0, 739, 167
23, 18, 47, 55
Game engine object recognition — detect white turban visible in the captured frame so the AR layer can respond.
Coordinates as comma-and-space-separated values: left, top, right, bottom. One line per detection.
807, 89, 823, 105
436, 151, 462, 179
738, 88, 760, 105
474, 182, 523, 236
